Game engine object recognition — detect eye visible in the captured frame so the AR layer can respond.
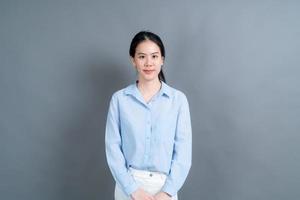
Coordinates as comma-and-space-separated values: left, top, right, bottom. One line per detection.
152, 55, 158, 59
138, 55, 145, 59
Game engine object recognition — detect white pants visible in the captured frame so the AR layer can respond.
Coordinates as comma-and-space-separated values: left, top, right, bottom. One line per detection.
114, 168, 178, 200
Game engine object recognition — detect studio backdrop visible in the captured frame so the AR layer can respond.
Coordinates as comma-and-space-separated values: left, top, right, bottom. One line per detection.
0, 0, 299, 200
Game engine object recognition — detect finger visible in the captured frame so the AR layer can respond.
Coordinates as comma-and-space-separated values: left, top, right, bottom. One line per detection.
144, 193, 153, 200
149, 195, 156, 200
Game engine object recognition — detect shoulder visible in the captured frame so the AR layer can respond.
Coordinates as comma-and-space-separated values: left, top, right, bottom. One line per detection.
164, 82, 189, 103
165, 84, 191, 115
110, 83, 135, 101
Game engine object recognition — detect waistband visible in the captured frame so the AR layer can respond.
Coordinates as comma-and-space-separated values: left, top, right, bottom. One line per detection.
129, 167, 167, 179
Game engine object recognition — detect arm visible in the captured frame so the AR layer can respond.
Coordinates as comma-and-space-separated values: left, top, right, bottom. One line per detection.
161, 93, 192, 196
105, 93, 139, 196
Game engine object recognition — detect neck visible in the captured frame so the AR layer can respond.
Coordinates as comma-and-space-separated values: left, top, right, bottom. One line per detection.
136, 78, 162, 95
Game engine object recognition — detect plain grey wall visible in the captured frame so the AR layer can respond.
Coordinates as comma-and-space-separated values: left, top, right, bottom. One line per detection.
1, 0, 299, 200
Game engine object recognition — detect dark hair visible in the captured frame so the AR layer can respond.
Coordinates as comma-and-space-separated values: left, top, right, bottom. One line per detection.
129, 31, 166, 83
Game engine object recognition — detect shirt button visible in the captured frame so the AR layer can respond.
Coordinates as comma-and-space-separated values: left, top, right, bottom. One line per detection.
149, 173, 153, 177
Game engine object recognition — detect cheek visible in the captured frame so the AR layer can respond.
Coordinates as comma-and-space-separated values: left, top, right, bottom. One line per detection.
134, 60, 143, 68
156, 59, 163, 66
156, 63, 162, 71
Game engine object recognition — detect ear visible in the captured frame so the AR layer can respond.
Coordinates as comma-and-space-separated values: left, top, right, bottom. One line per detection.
161, 56, 165, 65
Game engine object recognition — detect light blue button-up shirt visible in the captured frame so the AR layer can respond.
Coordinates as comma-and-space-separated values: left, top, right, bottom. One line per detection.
105, 81, 192, 197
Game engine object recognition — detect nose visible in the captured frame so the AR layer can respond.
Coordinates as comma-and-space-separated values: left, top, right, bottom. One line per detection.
145, 56, 152, 67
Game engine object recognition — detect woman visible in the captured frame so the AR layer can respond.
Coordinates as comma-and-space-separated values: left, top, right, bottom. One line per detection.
105, 31, 192, 200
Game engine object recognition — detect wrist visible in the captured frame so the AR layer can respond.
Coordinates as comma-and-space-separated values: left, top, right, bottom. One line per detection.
163, 192, 171, 197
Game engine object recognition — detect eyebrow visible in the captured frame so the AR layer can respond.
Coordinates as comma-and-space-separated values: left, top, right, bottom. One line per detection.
137, 52, 160, 55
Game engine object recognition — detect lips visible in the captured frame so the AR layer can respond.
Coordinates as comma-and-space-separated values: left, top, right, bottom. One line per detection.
143, 70, 155, 74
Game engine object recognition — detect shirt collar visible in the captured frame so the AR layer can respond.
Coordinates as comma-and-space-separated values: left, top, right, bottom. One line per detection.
124, 80, 172, 98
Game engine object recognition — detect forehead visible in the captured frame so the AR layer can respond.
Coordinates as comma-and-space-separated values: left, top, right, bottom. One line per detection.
135, 40, 161, 54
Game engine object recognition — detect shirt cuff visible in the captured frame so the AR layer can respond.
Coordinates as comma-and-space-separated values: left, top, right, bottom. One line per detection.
123, 181, 139, 197
161, 182, 177, 197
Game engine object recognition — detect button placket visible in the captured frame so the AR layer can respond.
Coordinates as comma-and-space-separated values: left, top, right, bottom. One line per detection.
144, 108, 152, 164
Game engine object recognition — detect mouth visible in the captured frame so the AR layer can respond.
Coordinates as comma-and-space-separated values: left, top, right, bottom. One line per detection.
143, 70, 155, 74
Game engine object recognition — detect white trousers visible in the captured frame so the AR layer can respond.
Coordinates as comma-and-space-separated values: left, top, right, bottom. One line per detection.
114, 168, 178, 200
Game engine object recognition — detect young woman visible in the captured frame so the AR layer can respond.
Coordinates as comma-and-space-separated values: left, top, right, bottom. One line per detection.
105, 31, 192, 200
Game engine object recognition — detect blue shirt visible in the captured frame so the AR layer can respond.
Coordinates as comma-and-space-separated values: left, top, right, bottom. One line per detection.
105, 81, 192, 197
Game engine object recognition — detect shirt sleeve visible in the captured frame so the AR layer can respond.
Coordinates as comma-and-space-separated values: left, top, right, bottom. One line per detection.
162, 93, 192, 196
105, 93, 139, 196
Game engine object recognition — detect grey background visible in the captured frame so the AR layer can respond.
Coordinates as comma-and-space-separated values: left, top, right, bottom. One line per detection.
0, 0, 299, 200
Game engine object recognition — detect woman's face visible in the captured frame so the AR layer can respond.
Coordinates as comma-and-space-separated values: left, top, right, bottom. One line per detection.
131, 40, 164, 82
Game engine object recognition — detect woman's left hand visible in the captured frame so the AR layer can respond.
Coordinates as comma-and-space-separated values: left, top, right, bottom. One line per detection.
154, 192, 172, 200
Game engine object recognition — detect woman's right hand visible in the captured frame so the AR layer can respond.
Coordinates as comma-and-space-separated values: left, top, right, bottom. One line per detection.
131, 188, 155, 200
